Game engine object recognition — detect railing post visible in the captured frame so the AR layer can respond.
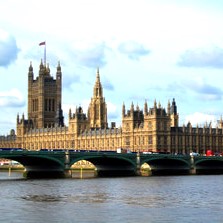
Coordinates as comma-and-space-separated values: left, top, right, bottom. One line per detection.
136, 151, 141, 176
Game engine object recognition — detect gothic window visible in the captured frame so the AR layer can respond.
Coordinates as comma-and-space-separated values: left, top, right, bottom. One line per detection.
52, 99, 55, 111
158, 136, 161, 146
49, 99, 51, 111
164, 122, 167, 130
148, 121, 152, 129
45, 99, 47, 111
164, 136, 167, 146
148, 136, 152, 144
32, 99, 35, 111
126, 123, 130, 131
36, 99, 38, 111
142, 137, 144, 145
126, 137, 130, 146
157, 122, 160, 130
96, 107, 99, 119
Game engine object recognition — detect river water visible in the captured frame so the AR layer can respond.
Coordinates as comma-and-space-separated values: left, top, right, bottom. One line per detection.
0, 172, 223, 223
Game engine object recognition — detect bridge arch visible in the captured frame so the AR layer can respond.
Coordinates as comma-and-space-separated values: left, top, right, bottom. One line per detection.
69, 153, 137, 177
0, 152, 65, 178
141, 156, 191, 175
194, 158, 223, 174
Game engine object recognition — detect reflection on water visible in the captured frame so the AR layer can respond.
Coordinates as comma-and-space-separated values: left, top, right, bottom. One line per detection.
71, 169, 96, 178
21, 194, 63, 202
0, 172, 223, 223
0, 170, 24, 180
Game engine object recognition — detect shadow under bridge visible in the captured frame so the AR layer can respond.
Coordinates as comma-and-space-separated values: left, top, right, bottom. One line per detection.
69, 152, 137, 177
141, 154, 191, 176
194, 156, 223, 174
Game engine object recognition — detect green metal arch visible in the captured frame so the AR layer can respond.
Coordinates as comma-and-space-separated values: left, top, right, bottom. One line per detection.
0, 153, 65, 168
141, 157, 191, 167
194, 157, 223, 165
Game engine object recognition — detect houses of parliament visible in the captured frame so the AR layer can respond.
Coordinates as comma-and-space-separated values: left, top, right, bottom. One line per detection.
1, 59, 223, 155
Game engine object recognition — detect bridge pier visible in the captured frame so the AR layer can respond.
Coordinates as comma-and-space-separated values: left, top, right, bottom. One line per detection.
64, 151, 72, 178
64, 169, 72, 178
190, 155, 196, 175
136, 152, 141, 176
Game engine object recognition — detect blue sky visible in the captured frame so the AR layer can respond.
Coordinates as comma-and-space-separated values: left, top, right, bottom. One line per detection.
1, 0, 223, 134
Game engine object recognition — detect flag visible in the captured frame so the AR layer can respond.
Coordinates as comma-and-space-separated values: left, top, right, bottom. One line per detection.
39, 41, 46, 46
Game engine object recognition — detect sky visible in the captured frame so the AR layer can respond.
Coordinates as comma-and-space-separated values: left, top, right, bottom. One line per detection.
1, 0, 223, 134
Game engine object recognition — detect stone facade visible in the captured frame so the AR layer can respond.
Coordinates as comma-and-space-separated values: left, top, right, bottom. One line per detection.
1, 61, 223, 155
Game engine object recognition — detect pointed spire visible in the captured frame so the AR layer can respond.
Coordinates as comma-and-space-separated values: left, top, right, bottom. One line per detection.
122, 102, 126, 116
39, 59, 45, 75
97, 67, 100, 80
93, 67, 103, 98
167, 100, 170, 115
28, 61, 34, 80
56, 61, 62, 79
57, 61, 61, 72
131, 102, 134, 113
144, 100, 148, 114
69, 108, 72, 119
29, 61, 33, 72
46, 63, 50, 75
17, 113, 19, 124
154, 99, 157, 109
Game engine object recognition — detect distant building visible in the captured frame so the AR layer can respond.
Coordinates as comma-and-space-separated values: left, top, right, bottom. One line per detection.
0, 60, 223, 155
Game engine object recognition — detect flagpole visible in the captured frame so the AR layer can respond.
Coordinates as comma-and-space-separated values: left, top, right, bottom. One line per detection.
39, 41, 46, 66
44, 41, 46, 66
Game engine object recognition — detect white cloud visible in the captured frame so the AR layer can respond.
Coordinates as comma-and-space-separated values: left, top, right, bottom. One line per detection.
118, 41, 150, 60
0, 29, 20, 67
0, 89, 25, 107
73, 42, 108, 68
178, 46, 223, 68
184, 112, 217, 127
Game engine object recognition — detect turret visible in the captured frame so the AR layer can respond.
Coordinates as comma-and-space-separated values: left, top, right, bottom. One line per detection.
55, 103, 64, 127
39, 59, 45, 76
130, 102, 134, 114
170, 98, 177, 115
28, 61, 34, 81
144, 100, 148, 115
167, 100, 170, 115
56, 61, 62, 79
122, 102, 126, 117
88, 68, 107, 129
154, 99, 157, 109
170, 98, 179, 127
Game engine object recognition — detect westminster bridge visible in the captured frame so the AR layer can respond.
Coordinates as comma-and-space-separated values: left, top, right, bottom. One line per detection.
0, 149, 223, 178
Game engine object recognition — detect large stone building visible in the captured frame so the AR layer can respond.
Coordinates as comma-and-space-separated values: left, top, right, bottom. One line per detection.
1, 60, 223, 155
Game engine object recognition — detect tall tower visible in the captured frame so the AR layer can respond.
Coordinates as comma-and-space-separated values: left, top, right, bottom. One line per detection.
88, 68, 108, 129
27, 60, 63, 128
170, 98, 179, 127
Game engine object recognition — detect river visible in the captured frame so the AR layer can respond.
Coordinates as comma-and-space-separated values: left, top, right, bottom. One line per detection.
0, 171, 223, 223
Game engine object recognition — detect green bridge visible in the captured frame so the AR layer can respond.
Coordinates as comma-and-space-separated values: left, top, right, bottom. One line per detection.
1, 150, 223, 178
